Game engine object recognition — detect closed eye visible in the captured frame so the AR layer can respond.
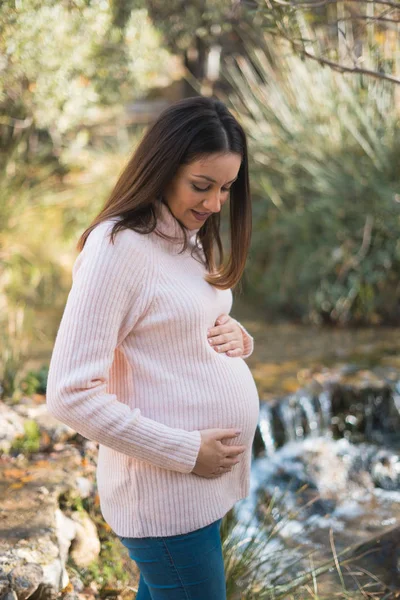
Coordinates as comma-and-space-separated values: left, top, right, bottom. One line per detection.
191, 184, 231, 193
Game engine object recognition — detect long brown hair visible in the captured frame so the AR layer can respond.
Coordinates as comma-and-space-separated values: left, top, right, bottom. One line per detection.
76, 96, 252, 290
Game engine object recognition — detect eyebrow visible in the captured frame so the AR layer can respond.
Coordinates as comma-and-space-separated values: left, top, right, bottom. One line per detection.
191, 174, 238, 184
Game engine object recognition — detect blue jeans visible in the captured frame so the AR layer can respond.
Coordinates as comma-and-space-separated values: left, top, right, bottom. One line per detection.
117, 517, 226, 599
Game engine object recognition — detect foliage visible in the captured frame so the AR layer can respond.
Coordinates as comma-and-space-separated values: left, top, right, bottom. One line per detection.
238, 1, 400, 85
0, 0, 172, 140
133, 0, 238, 54
0, 127, 145, 396
20, 366, 49, 396
0, 161, 72, 399
0, 0, 174, 394
0, 305, 33, 401
125, 1, 399, 88
10, 419, 41, 455
220, 491, 387, 598
223, 34, 400, 325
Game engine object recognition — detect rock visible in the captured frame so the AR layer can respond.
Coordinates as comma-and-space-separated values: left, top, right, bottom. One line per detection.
1, 592, 18, 600
346, 524, 400, 588
0, 395, 115, 599
255, 365, 400, 455
75, 476, 94, 499
27, 582, 58, 600
54, 509, 78, 583
0, 442, 100, 598
69, 512, 101, 568
370, 449, 400, 490
0, 402, 25, 454
8, 563, 43, 600
69, 575, 84, 593
12, 403, 76, 445
0, 569, 11, 596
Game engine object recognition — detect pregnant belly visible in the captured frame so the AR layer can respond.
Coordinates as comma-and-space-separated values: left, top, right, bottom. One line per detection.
134, 354, 260, 449
183, 355, 260, 448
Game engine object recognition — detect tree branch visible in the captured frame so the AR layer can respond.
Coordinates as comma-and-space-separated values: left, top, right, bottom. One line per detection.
331, 14, 399, 24
240, 3, 400, 84
261, 25, 400, 84
269, 0, 400, 10
337, 215, 374, 282
297, 46, 400, 83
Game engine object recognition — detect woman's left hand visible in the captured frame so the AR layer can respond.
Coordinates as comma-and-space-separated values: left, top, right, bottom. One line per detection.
207, 314, 244, 357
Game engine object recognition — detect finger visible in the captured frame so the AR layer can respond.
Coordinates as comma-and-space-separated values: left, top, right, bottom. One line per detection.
212, 341, 241, 353
211, 466, 232, 477
208, 332, 235, 346
215, 314, 230, 326
227, 348, 243, 357
207, 326, 224, 338
223, 445, 247, 456
207, 323, 234, 337
221, 457, 241, 467
214, 344, 227, 353
212, 333, 230, 344
215, 429, 243, 440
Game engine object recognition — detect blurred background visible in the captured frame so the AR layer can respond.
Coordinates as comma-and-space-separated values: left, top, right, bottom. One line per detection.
1, 1, 400, 598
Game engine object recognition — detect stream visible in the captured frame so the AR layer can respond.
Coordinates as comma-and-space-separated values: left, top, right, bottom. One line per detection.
230, 318, 400, 595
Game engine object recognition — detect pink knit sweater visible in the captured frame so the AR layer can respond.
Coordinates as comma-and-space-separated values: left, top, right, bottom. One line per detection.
46, 202, 260, 538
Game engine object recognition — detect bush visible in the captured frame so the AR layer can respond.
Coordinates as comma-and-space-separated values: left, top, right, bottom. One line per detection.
224, 37, 400, 325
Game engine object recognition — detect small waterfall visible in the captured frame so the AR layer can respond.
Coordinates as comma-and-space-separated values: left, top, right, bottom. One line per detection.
239, 366, 400, 592
298, 394, 319, 437
317, 390, 332, 432
364, 393, 375, 439
255, 372, 400, 456
293, 396, 306, 439
278, 398, 298, 441
258, 402, 276, 456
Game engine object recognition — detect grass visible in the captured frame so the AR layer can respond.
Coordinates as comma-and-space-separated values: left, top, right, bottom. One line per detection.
220, 488, 393, 599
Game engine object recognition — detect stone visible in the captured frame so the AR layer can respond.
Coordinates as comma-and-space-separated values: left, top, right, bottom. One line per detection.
8, 563, 43, 600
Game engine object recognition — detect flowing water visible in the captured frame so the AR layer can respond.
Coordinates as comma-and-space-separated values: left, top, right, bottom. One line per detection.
230, 318, 400, 594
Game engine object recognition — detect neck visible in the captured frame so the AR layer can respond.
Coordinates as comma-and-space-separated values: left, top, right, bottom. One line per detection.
155, 201, 201, 244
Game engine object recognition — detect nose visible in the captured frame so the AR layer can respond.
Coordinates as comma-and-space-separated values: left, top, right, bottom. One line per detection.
202, 190, 222, 213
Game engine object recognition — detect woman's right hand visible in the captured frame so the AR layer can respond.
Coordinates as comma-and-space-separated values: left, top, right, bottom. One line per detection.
191, 428, 247, 478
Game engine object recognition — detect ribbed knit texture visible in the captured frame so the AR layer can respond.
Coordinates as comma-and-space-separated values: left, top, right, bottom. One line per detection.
46, 202, 260, 538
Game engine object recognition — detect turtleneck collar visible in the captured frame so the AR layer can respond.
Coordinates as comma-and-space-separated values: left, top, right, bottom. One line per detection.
154, 201, 201, 245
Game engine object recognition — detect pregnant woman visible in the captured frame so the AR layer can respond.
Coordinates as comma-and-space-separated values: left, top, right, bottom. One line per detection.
46, 95, 260, 599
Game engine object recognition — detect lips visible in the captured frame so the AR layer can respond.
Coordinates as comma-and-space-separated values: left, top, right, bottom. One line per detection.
191, 209, 212, 223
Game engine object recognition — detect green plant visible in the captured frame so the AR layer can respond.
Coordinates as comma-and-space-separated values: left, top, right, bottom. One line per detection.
10, 419, 41, 455
221, 490, 388, 599
20, 365, 49, 395
0, 307, 31, 401
223, 30, 400, 325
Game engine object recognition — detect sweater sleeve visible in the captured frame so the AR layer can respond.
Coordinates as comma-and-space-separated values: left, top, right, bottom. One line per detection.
46, 221, 201, 474
231, 318, 254, 359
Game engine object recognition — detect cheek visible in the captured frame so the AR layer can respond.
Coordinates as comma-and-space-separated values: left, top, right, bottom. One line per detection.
184, 186, 201, 208
169, 184, 195, 211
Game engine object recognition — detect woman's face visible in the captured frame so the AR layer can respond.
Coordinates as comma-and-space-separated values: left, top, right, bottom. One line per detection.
163, 152, 242, 230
